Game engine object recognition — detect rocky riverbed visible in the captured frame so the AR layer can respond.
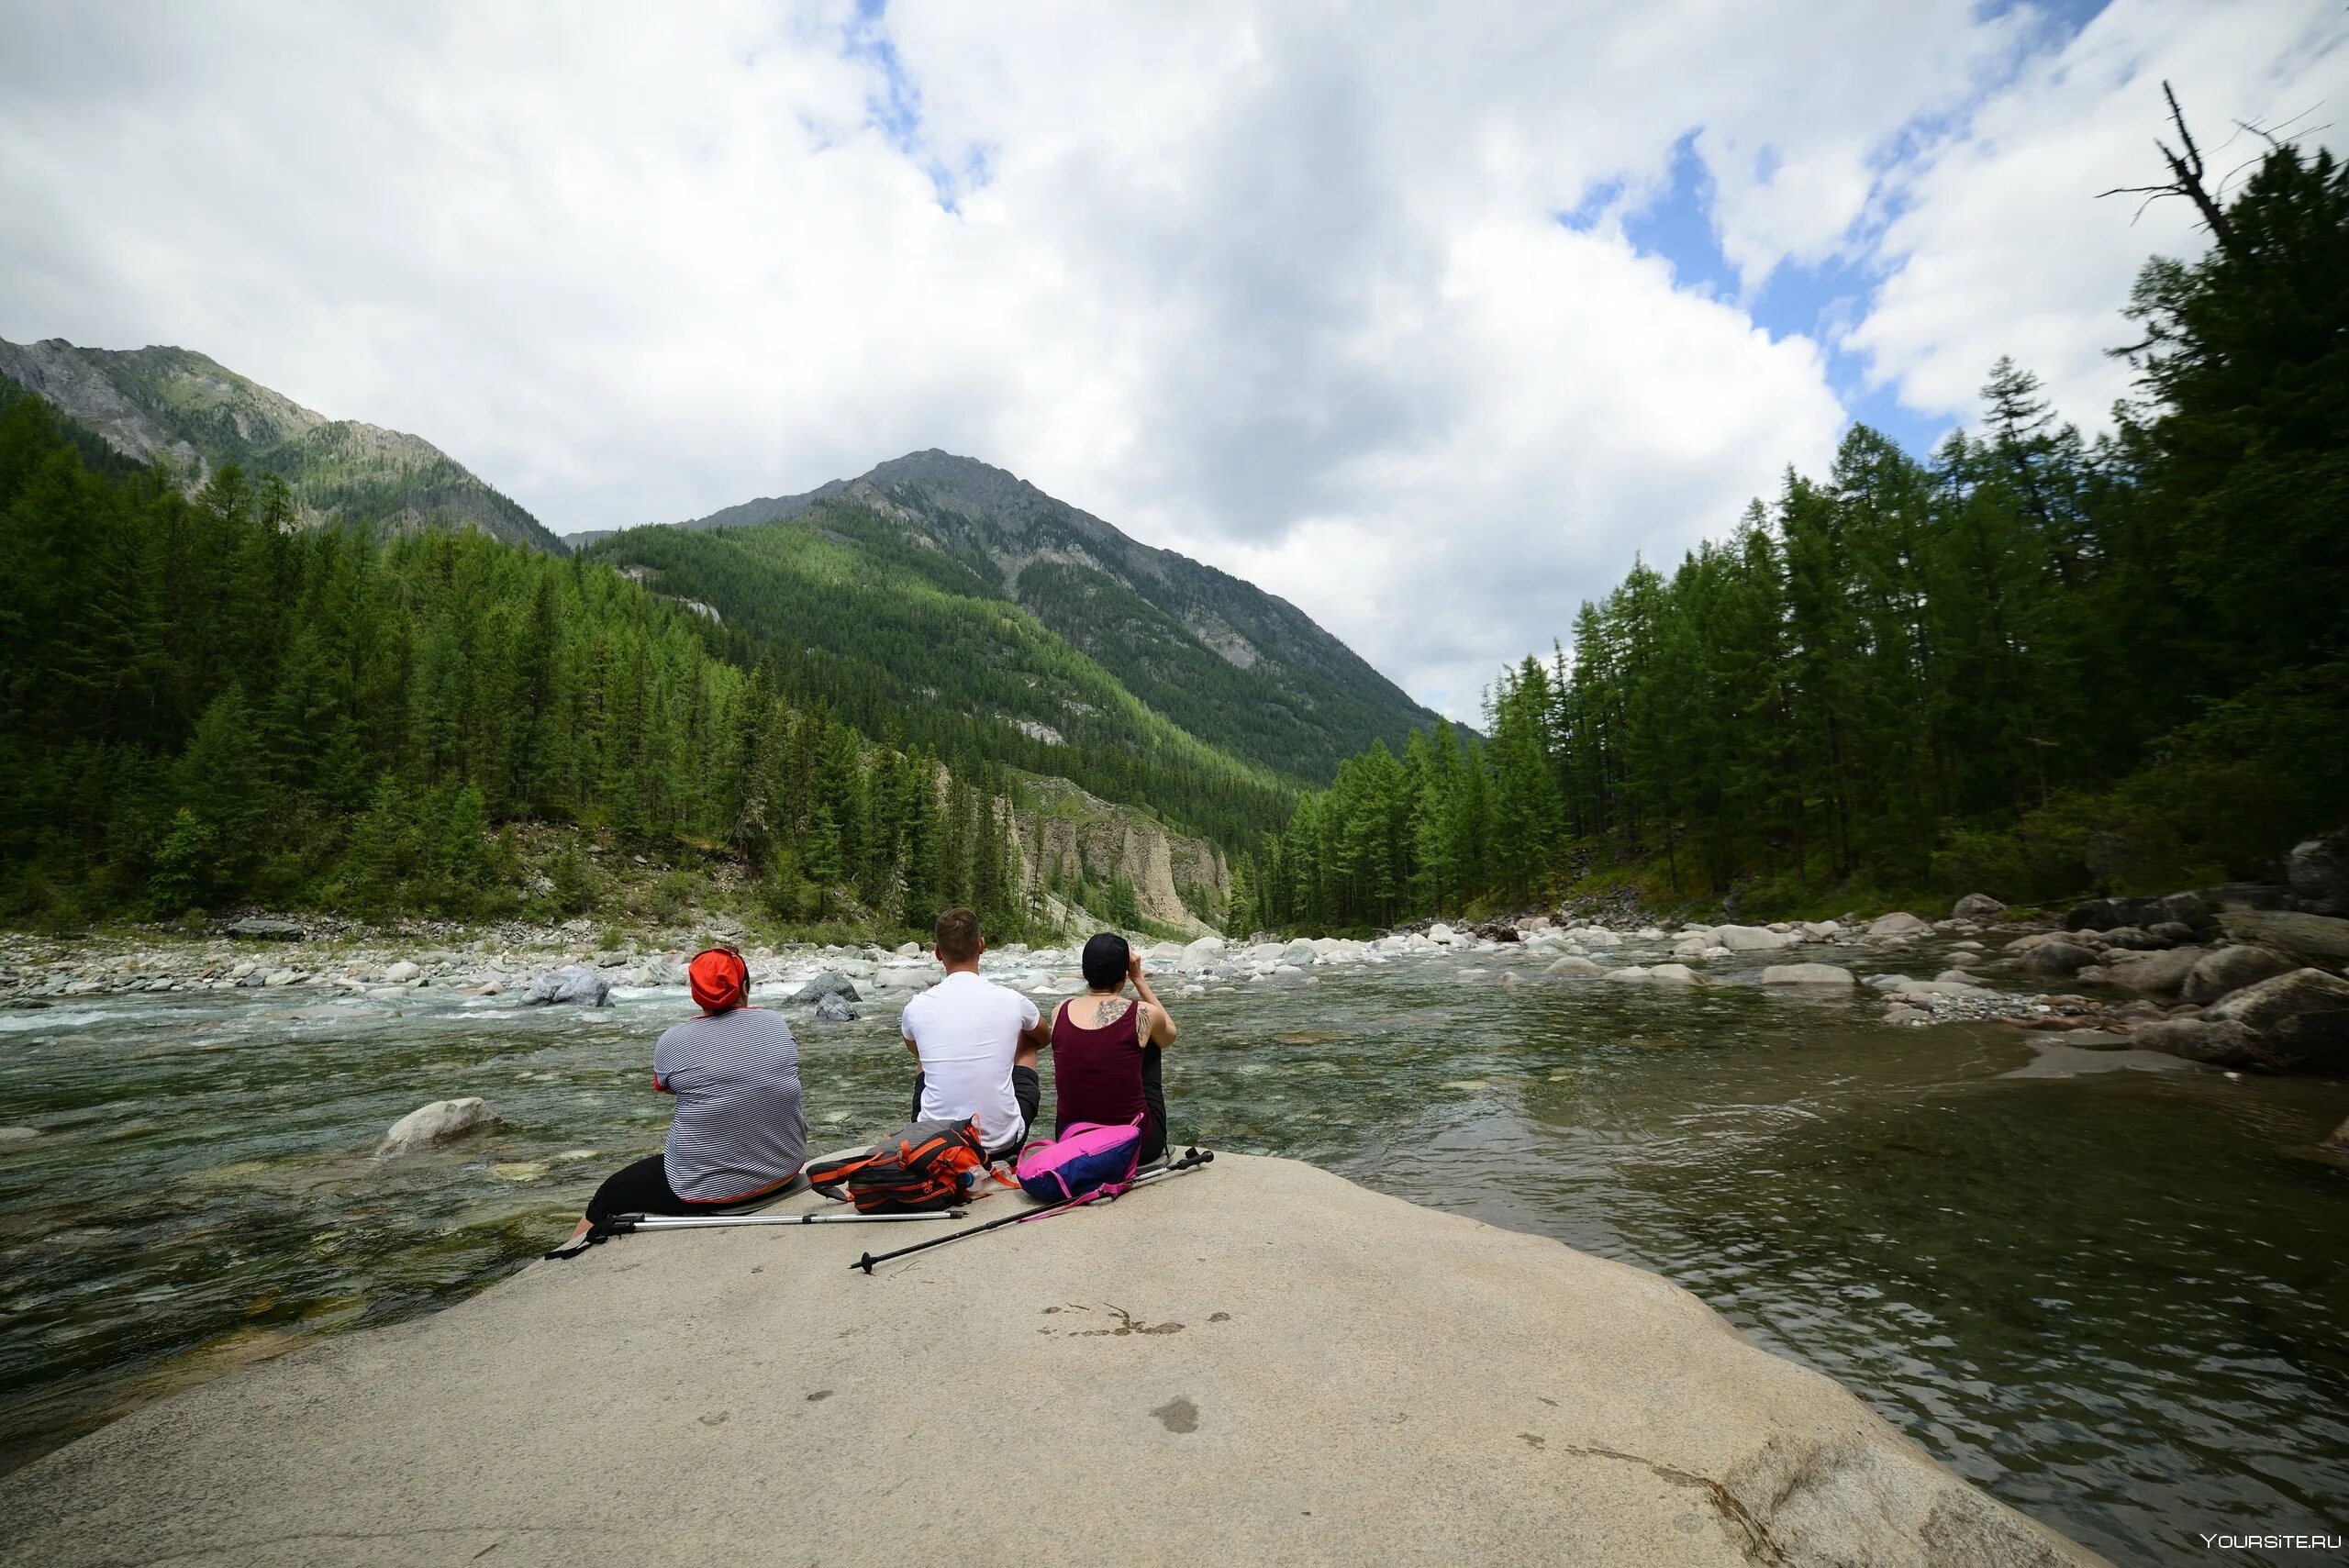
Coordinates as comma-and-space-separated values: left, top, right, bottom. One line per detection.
8, 884, 2344, 1089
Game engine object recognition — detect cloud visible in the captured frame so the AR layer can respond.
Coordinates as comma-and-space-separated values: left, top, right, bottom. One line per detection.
0, 0, 2336, 723
1848, 0, 2349, 425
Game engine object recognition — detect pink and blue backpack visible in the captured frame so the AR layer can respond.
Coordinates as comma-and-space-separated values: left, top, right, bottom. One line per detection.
1014, 1118, 1144, 1206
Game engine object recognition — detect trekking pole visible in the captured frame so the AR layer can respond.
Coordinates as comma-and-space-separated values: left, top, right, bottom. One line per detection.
544, 1207, 965, 1261
851, 1149, 1213, 1275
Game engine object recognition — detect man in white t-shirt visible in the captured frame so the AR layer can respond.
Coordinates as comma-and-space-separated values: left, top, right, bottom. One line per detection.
899, 906, 1052, 1160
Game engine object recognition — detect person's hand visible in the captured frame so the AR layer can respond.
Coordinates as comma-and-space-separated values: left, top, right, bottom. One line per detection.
1127, 951, 1146, 985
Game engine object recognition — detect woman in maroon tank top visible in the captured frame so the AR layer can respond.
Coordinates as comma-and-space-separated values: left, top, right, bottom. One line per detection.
1050, 932, 1180, 1163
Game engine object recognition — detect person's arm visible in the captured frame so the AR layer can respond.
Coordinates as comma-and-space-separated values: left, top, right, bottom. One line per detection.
1128, 951, 1178, 1046
1014, 994, 1048, 1070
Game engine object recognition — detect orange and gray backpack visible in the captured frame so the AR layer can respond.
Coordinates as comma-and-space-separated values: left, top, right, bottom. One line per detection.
807, 1118, 1008, 1213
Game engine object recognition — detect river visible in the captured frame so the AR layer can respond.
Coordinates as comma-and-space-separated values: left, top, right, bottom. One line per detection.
2, 937, 2343, 1565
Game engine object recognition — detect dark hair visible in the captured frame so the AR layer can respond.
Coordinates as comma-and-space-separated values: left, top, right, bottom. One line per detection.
1081, 931, 1130, 991
935, 906, 984, 964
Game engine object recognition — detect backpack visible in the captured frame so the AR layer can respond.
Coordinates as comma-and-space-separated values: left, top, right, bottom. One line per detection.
1014, 1118, 1144, 1206
807, 1118, 1001, 1214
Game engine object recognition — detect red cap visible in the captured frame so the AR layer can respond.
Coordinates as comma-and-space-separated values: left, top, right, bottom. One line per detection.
688, 948, 749, 1012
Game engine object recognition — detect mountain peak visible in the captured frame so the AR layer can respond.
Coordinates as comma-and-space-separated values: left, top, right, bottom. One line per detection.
0, 335, 566, 554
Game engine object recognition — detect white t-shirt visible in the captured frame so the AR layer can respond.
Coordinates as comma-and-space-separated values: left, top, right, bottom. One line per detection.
899, 970, 1041, 1150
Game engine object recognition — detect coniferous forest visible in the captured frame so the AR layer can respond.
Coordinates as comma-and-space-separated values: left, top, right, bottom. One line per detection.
1251, 139, 2349, 933
0, 390, 1032, 935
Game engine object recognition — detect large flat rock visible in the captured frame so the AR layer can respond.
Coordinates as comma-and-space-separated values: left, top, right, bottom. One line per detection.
0, 1156, 2099, 1568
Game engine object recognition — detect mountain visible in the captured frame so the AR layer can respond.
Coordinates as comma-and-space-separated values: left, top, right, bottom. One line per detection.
0, 337, 565, 553
583, 450, 1445, 784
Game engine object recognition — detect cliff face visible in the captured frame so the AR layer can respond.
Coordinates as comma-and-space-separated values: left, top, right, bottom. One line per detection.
1010, 775, 1230, 937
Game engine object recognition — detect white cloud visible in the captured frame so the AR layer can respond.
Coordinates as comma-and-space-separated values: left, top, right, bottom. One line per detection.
1848, 0, 2349, 425
0, 0, 2334, 723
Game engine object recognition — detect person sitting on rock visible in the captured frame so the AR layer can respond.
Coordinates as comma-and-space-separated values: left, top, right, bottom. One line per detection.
899, 907, 1051, 1162
566, 946, 805, 1241
1047, 931, 1178, 1166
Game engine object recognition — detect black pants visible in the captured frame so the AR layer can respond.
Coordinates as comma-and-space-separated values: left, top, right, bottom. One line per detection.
909, 1064, 1041, 1161
584, 1153, 800, 1225
1052, 1045, 1171, 1166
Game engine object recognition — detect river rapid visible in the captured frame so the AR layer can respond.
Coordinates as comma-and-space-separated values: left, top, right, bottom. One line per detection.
2, 932, 2343, 1565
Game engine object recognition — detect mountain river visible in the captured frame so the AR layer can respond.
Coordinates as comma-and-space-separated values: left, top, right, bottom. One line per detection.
1, 936, 2343, 1564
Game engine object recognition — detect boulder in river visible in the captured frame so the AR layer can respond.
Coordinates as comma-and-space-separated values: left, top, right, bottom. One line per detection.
1760, 963, 1856, 987
383, 960, 420, 984
1179, 936, 1227, 973
2215, 908, 2349, 964
227, 918, 306, 941
1425, 922, 1458, 944
521, 964, 610, 1007
793, 971, 860, 1005
1544, 955, 1605, 976
1471, 921, 1520, 943
2203, 968, 2349, 1071
2131, 1018, 2266, 1069
2100, 946, 2204, 996
813, 991, 857, 1024
1575, 927, 1626, 949
0, 1126, 39, 1143
1949, 893, 2005, 921
1644, 963, 1704, 984
1711, 924, 1797, 952
1865, 911, 1932, 938
374, 1096, 498, 1157
2286, 827, 2349, 916
2016, 940, 2098, 977
0, 1153, 2104, 1568
2180, 944, 2300, 1006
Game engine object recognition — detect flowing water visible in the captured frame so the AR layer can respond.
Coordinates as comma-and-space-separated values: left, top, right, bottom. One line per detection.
2, 944, 2345, 1564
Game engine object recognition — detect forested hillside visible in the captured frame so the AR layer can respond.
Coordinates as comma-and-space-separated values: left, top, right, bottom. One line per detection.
0, 338, 566, 553
593, 449, 1447, 782
0, 383, 1034, 935
1252, 138, 2349, 932
587, 506, 1297, 847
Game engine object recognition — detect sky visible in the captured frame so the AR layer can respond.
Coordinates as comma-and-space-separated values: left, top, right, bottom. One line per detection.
1, 1, 2343, 721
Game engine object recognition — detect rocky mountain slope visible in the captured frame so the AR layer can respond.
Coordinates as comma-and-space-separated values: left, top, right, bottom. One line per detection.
0, 337, 564, 553
587, 450, 1446, 782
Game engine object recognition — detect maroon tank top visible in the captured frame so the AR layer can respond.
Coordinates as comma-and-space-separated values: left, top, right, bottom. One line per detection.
1052, 995, 1146, 1134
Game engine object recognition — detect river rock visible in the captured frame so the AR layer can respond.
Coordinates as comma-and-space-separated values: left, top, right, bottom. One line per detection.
1603, 965, 1653, 983
2203, 968, 2349, 1070
2100, 946, 2204, 996
2131, 1018, 2266, 1069
0, 1154, 2101, 1568
2325, 1116, 2349, 1152
793, 971, 861, 1005
895, 941, 922, 957
383, 960, 419, 984
1644, 963, 1704, 984
1544, 955, 1605, 976
1950, 893, 2005, 921
2180, 944, 2300, 1006
0, 1126, 39, 1143
1760, 963, 1856, 987
1575, 927, 1626, 949
1472, 922, 1521, 943
1883, 1005, 1929, 1025
2098, 926, 2170, 951
867, 967, 935, 994
1425, 922, 1458, 944
1278, 940, 1319, 967
1865, 912, 1932, 938
1711, 924, 1797, 952
374, 1096, 498, 1157
521, 964, 610, 1006
2287, 828, 2349, 915
227, 917, 306, 940
1179, 936, 1227, 973
2216, 908, 2349, 963
812, 992, 857, 1023
2016, 940, 2097, 977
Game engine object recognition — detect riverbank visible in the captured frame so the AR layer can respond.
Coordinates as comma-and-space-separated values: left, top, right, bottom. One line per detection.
0, 1153, 2103, 1568
9, 887, 2343, 1081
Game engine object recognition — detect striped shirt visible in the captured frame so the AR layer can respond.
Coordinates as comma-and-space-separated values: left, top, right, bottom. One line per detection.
652, 1006, 807, 1201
